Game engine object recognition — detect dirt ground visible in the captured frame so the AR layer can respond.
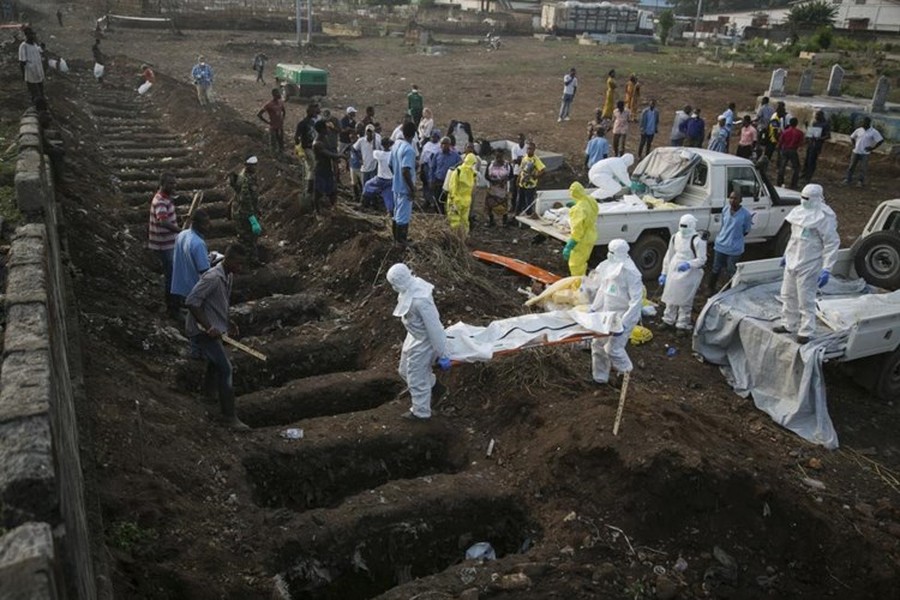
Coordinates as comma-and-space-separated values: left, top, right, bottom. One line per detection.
6, 8, 900, 600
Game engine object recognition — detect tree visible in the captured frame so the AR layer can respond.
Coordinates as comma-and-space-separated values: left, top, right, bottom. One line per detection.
787, 0, 838, 28
658, 10, 675, 45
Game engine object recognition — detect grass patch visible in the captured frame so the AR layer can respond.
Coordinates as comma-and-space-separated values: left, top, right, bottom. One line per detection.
107, 520, 158, 553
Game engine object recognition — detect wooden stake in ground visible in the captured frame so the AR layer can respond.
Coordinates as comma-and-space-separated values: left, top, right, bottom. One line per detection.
184, 190, 204, 224
612, 371, 632, 436
222, 334, 267, 361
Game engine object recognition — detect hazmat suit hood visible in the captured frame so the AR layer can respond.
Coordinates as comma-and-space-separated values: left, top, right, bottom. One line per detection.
787, 183, 835, 228
608, 238, 630, 263
387, 263, 434, 317
455, 152, 479, 189
621, 153, 634, 168
678, 214, 698, 237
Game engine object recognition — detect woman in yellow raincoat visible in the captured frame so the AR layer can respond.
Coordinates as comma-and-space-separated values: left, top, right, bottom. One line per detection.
447, 152, 478, 237
561, 181, 599, 276
601, 69, 617, 119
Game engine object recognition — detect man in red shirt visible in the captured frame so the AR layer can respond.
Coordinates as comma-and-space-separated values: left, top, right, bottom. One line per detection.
148, 172, 181, 317
776, 117, 804, 189
257, 88, 286, 153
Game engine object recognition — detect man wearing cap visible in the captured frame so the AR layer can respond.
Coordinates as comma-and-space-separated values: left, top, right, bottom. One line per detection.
229, 156, 261, 264
339, 107, 358, 155
191, 55, 214, 107
354, 124, 382, 189
257, 88, 286, 154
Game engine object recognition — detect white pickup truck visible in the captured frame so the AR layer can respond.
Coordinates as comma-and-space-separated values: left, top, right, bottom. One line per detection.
517, 148, 802, 279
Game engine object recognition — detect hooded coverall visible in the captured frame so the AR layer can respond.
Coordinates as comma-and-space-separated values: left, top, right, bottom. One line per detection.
780, 202, 840, 337
590, 245, 644, 383
388, 265, 448, 419
447, 153, 478, 235
566, 182, 599, 276
661, 218, 707, 330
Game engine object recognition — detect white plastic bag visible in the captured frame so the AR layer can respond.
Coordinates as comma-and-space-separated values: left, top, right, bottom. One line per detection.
93, 63, 105, 79
138, 81, 153, 95
58, 58, 69, 73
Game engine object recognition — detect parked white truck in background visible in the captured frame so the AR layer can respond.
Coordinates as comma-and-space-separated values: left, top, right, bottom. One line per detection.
517, 148, 803, 279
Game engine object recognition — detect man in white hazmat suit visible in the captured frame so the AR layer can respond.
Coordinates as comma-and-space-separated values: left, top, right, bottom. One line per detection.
773, 183, 840, 344
386, 263, 452, 420
589, 239, 644, 385
659, 214, 707, 334
588, 153, 634, 200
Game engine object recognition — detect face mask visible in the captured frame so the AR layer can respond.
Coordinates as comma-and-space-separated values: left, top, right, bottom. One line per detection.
801, 198, 816, 210
679, 225, 691, 237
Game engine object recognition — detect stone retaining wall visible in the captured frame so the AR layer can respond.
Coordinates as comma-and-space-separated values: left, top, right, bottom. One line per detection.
0, 109, 97, 599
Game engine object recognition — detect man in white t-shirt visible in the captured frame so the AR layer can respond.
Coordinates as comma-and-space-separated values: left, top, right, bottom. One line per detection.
18, 28, 45, 101
558, 67, 577, 123
844, 117, 884, 187
353, 124, 381, 186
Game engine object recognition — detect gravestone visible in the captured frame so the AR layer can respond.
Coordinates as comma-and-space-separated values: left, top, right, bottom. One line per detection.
870, 76, 890, 112
767, 68, 787, 97
797, 69, 814, 97
826, 64, 844, 97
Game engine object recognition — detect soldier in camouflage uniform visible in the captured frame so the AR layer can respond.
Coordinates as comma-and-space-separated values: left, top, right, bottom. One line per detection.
229, 156, 261, 264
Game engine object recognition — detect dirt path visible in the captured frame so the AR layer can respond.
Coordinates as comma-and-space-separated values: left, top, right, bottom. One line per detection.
13, 14, 900, 600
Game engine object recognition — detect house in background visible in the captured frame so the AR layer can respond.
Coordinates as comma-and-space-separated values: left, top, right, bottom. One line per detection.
707, 0, 900, 33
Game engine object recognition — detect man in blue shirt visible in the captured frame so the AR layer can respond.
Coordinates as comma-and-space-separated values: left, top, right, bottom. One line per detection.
708, 190, 753, 293
584, 127, 609, 169
171, 209, 211, 305
390, 121, 418, 247
637, 99, 659, 159
428, 136, 461, 214
191, 55, 214, 107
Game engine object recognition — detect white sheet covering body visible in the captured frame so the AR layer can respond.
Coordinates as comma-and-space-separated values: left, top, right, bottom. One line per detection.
446, 309, 622, 362
693, 278, 878, 449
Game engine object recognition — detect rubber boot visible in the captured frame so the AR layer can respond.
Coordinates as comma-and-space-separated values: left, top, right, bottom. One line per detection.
391, 220, 399, 243
219, 388, 249, 431
397, 224, 410, 248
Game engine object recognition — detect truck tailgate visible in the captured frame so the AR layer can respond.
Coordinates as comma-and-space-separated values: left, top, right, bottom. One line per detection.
514, 215, 568, 242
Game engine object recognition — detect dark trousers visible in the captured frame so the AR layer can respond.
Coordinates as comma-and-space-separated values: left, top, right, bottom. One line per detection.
516, 187, 536, 215
777, 149, 800, 188
803, 143, 821, 180
613, 134, 626, 156
26, 81, 44, 102
509, 177, 520, 214
194, 334, 236, 419
638, 134, 654, 158
736, 144, 754, 159
845, 152, 869, 184
155, 248, 179, 314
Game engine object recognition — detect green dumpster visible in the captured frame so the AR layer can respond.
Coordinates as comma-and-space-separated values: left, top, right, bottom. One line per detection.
275, 63, 328, 100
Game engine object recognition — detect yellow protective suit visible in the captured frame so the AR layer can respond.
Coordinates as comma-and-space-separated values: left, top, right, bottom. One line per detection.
447, 153, 478, 235
602, 76, 616, 119
566, 182, 599, 276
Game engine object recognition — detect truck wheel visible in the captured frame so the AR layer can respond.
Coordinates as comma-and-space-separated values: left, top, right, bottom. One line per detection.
874, 348, 900, 401
630, 234, 668, 280
854, 230, 900, 291
770, 223, 791, 257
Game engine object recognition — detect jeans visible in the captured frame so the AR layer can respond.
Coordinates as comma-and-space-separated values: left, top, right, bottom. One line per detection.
803, 142, 822, 180
516, 187, 536, 215
777, 148, 800, 188
638, 134, 654, 158
558, 94, 574, 120
845, 152, 869, 184
710, 250, 739, 283
193, 334, 236, 418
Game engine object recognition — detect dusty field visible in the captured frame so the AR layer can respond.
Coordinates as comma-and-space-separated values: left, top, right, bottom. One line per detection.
6, 9, 900, 600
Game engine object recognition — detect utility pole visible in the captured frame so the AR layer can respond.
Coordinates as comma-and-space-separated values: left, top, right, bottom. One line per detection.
307, 0, 312, 45
296, 0, 302, 46
693, 0, 703, 44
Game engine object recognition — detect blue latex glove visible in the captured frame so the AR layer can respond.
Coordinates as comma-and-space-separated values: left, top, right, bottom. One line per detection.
779, 257, 786, 267
437, 357, 452, 371
562, 239, 577, 260
249, 215, 262, 236
565, 201, 575, 208
817, 269, 830, 288
658, 274, 667, 286
613, 330, 624, 337
677, 261, 691, 272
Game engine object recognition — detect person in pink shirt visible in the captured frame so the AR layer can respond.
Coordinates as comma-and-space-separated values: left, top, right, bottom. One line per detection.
735, 115, 757, 159
611, 100, 630, 157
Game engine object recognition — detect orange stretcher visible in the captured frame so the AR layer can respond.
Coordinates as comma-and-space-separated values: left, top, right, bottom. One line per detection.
472, 250, 561, 285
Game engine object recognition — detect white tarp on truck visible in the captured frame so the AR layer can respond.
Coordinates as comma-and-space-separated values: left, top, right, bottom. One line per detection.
692, 279, 868, 449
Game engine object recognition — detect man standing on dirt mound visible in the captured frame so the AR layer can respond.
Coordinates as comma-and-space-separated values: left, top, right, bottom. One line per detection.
229, 156, 262, 265
191, 55, 214, 107
386, 263, 452, 421
390, 121, 418, 247
586, 239, 643, 388
185, 243, 250, 431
